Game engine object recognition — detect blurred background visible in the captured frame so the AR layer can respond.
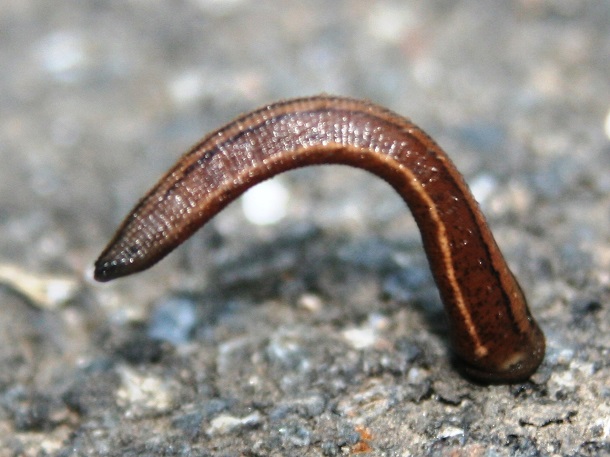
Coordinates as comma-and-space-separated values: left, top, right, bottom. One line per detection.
0, 1, 608, 455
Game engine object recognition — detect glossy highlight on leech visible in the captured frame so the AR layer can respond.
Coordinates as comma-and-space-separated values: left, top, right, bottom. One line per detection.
94, 95, 545, 383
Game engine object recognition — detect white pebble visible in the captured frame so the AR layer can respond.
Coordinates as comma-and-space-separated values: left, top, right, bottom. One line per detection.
207, 412, 261, 435
116, 366, 175, 418
241, 178, 289, 225
469, 173, 497, 204
35, 31, 87, 81
168, 70, 205, 106
342, 327, 377, 350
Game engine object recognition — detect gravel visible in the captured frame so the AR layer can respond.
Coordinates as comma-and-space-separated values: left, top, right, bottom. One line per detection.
0, 1, 608, 455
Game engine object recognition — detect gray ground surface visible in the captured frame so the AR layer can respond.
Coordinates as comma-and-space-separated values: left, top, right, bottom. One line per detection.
1, 1, 609, 456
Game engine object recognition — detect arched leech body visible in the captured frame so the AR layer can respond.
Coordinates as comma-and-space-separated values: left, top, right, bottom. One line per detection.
94, 95, 545, 383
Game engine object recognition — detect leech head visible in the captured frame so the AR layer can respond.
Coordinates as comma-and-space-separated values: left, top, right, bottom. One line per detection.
94, 249, 138, 282
94, 252, 141, 282
94, 260, 117, 282
95, 233, 173, 281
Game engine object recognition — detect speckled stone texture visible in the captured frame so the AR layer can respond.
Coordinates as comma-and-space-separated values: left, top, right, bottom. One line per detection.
0, 1, 608, 456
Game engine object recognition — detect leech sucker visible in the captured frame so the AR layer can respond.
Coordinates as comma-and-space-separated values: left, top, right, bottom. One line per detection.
94, 95, 545, 383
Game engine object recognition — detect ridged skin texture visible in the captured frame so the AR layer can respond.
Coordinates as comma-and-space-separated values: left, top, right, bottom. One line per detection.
95, 95, 545, 383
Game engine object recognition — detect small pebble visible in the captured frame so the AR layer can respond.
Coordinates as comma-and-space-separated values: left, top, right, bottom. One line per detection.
241, 178, 289, 226
206, 412, 261, 436
35, 30, 88, 82
116, 366, 176, 418
0, 264, 78, 310
148, 297, 198, 345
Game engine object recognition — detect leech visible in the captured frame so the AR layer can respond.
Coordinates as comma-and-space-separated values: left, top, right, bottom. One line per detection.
94, 95, 545, 383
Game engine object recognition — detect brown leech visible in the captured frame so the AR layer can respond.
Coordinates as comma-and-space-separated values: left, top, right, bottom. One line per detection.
94, 95, 545, 383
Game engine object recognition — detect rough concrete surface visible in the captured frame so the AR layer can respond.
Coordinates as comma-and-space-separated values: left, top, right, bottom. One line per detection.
0, 1, 608, 456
